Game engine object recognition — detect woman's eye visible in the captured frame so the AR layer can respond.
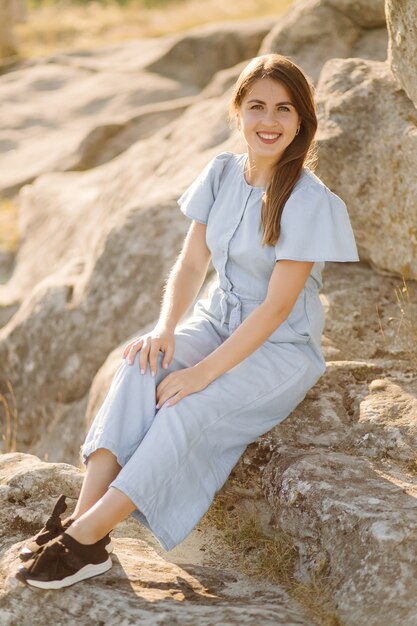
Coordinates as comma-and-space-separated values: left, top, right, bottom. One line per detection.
250, 105, 262, 110
278, 106, 290, 112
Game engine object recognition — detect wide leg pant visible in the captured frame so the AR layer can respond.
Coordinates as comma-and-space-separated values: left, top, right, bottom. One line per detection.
81, 308, 324, 551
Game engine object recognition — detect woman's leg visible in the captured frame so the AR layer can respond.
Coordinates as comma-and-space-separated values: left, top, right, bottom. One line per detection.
70, 448, 122, 521
70, 318, 224, 546
62, 448, 136, 544
65, 487, 136, 544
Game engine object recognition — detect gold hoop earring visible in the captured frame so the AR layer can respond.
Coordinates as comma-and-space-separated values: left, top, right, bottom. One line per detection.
295, 126, 300, 136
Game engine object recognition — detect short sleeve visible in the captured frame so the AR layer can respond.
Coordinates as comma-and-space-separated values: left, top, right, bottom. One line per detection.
177, 152, 233, 224
274, 182, 359, 262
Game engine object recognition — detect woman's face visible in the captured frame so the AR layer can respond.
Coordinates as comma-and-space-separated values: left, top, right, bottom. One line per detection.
237, 77, 301, 163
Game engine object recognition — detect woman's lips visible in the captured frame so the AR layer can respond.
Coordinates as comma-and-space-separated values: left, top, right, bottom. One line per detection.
256, 132, 282, 144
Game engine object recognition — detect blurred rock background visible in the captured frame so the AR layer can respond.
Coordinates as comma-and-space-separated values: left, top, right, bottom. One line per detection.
1, 1, 417, 625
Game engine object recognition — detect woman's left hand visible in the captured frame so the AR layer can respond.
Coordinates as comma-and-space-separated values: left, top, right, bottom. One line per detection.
155, 365, 211, 409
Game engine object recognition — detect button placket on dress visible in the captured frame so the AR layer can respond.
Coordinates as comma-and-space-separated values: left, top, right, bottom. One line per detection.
218, 188, 254, 333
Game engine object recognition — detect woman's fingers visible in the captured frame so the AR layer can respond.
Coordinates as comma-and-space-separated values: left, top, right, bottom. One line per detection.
123, 337, 143, 360
149, 342, 162, 378
122, 341, 133, 359
123, 332, 175, 376
125, 339, 144, 366
138, 338, 151, 373
162, 344, 174, 370
156, 380, 181, 408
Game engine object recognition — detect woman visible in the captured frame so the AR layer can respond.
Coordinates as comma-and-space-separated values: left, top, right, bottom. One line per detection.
16, 53, 359, 589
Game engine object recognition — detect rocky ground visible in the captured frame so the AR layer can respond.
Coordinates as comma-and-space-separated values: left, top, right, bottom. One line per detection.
0, 454, 318, 626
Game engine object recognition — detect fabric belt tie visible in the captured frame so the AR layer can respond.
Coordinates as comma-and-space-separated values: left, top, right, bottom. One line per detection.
219, 290, 242, 333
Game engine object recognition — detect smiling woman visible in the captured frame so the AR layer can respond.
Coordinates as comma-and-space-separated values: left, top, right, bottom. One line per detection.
16, 53, 359, 591
229, 54, 318, 246
237, 79, 301, 185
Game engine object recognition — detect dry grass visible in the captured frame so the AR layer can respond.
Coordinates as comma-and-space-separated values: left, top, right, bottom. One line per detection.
204, 485, 342, 626
15, 0, 293, 59
0, 380, 18, 453
391, 277, 417, 369
377, 274, 417, 370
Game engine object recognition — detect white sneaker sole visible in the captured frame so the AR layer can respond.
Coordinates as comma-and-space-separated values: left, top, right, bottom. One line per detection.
23, 556, 113, 589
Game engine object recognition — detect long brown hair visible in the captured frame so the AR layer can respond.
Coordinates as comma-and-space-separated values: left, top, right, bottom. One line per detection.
229, 54, 318, 247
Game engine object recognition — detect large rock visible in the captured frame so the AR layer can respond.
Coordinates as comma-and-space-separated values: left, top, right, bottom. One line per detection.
386, 0, 417, 108
316, 57, 417, 278
0, 19, 271, 196
0, 87, 241, 455
0, 453, 317, 626
259, 0, 387, 82
325, 0, 385, 28
145, 18, 274, 88
1, 89, 235, 309
0, 192, 186, 450
262, 447, 417, 626
0, 62, 193, 196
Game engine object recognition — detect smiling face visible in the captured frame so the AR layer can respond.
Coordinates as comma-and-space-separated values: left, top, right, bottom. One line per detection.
236, 77, 301, 166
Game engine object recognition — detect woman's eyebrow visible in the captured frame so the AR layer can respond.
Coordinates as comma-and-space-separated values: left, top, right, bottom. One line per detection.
247, 98, 294, 106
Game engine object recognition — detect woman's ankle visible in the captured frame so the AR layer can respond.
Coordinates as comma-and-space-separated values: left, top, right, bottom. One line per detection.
64, 521, 108, 545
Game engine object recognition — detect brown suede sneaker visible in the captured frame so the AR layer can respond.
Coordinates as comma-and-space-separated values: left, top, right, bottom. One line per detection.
16, 531, 113, 589
18, 495, 113, 561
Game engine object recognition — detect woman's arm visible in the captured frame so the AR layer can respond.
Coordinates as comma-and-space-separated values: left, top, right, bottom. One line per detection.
196, 259, 314, 383
157, 221, 211, 331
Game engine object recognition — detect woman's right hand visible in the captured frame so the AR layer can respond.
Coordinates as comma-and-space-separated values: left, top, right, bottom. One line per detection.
122, 323, 175, 377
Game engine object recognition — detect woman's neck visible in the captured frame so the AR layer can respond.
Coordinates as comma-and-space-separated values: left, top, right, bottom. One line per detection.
244, 153, 276, 187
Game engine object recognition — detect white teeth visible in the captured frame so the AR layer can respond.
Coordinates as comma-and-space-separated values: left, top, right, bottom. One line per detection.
258, 132, 280, 139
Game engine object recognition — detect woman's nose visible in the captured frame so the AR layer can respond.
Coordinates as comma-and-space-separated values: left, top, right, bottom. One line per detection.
262, 109, 279, 126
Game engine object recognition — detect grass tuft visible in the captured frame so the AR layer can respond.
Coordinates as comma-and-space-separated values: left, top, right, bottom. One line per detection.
204, 485, 342, 626
391, 276, 417, 370
376, 274, 417, 372
1, 380, 18, 453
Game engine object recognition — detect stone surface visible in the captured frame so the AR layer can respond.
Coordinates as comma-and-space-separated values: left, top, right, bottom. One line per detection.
262, 447, 417, 626
0, 88, 240, 456
0, 190, 188, 450
316, 57, 417, 278
259, 0, 387, 82
0, 62, 193, 197
325, 0, 386, 28
387, 0, 417, 108
0, 453, 315, 626
144, 18, 275, 89
0, 19, 271, 196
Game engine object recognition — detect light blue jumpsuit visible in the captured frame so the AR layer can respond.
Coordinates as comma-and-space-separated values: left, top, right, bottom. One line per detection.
81, 152, 359, 551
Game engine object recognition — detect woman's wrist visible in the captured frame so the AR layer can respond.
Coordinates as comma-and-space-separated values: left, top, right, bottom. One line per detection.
194, 360, 217, 386
155, 319, 176, 334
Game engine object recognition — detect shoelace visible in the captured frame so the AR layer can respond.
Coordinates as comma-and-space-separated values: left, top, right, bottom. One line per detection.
43, 517, 64, 534
36, 495, 67, 539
